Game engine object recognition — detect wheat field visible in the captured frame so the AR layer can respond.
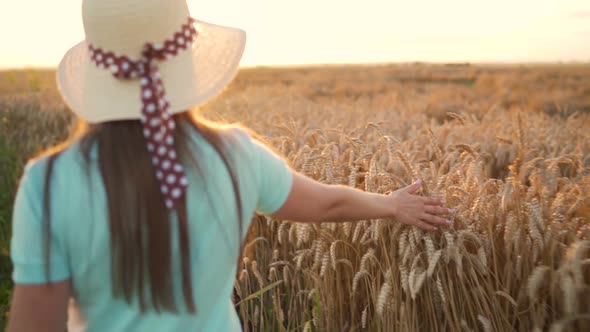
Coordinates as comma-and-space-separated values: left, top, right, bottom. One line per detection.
1, 64, 589, 331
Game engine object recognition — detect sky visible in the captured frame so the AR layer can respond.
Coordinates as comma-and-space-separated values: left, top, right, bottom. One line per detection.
0, 0, 589, 69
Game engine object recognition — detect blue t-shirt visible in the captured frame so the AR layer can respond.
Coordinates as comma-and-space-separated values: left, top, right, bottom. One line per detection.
10, 127, 293, 331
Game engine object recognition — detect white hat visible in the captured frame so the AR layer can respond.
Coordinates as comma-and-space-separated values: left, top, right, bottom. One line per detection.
57, 0, 246, 123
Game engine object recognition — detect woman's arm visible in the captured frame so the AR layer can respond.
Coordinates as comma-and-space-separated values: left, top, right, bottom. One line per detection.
6, 281, 70, 332
272, 172, 453, 231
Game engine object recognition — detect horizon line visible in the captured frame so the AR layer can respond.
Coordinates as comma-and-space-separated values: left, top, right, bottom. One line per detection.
1, 59, 590, 72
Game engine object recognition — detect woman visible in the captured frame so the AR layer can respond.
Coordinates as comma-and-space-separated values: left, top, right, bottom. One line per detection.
7, 0, 452, 331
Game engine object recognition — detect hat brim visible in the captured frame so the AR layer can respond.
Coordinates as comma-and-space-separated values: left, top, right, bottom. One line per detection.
57, 19, 246, 123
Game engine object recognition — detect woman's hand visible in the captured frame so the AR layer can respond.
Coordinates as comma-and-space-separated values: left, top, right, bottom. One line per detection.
389, 179, 454, 231
272, 172, 455, 228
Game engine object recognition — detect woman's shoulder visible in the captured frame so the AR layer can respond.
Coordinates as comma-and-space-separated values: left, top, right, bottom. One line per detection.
22, 140, 88, 182
196, 123, 257, 154
214, 123, 252, 141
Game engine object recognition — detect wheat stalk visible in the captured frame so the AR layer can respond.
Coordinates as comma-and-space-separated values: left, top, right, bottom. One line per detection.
478, 315, 492, 332
527, 265, 550, 302
376, 282, 392, 317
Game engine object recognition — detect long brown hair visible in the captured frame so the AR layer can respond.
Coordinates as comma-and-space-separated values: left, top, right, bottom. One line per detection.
40, 111, 243, 313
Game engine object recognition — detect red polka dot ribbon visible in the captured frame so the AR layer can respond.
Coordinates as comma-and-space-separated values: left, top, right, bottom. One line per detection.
88, 17, 198, 210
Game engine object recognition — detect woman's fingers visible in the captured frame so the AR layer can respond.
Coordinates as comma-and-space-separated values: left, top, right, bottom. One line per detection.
425, 205, 455, 215
394, 190, 454, 231
421, 196, 445, 206
421, 213, 451, 226
404, 180, 422, 194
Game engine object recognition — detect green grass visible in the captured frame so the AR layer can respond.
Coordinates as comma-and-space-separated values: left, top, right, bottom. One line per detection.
0, 134, 20, 330
0, 86, 72, 329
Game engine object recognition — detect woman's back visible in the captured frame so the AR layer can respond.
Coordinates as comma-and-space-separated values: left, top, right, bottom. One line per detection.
11, 125, 293, 331
7, 1, 451, 330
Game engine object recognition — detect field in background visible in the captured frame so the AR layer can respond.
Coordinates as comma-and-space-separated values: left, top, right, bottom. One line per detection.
1, 64, 589, 331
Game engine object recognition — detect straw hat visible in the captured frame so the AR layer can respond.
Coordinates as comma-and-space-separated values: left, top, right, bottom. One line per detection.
57, 0, 246, 123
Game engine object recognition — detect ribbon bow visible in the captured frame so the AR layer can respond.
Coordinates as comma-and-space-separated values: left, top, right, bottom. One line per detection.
88, 17, 198, 209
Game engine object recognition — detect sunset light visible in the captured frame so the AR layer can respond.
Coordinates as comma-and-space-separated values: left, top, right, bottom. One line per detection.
1, 0, 589, 68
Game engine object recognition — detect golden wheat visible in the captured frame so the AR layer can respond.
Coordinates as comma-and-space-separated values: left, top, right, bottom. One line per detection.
3, 65, 590, 331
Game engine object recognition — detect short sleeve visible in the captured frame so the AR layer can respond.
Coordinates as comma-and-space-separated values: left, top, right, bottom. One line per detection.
10, 160, 71, 284
249, 138, 293, 215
